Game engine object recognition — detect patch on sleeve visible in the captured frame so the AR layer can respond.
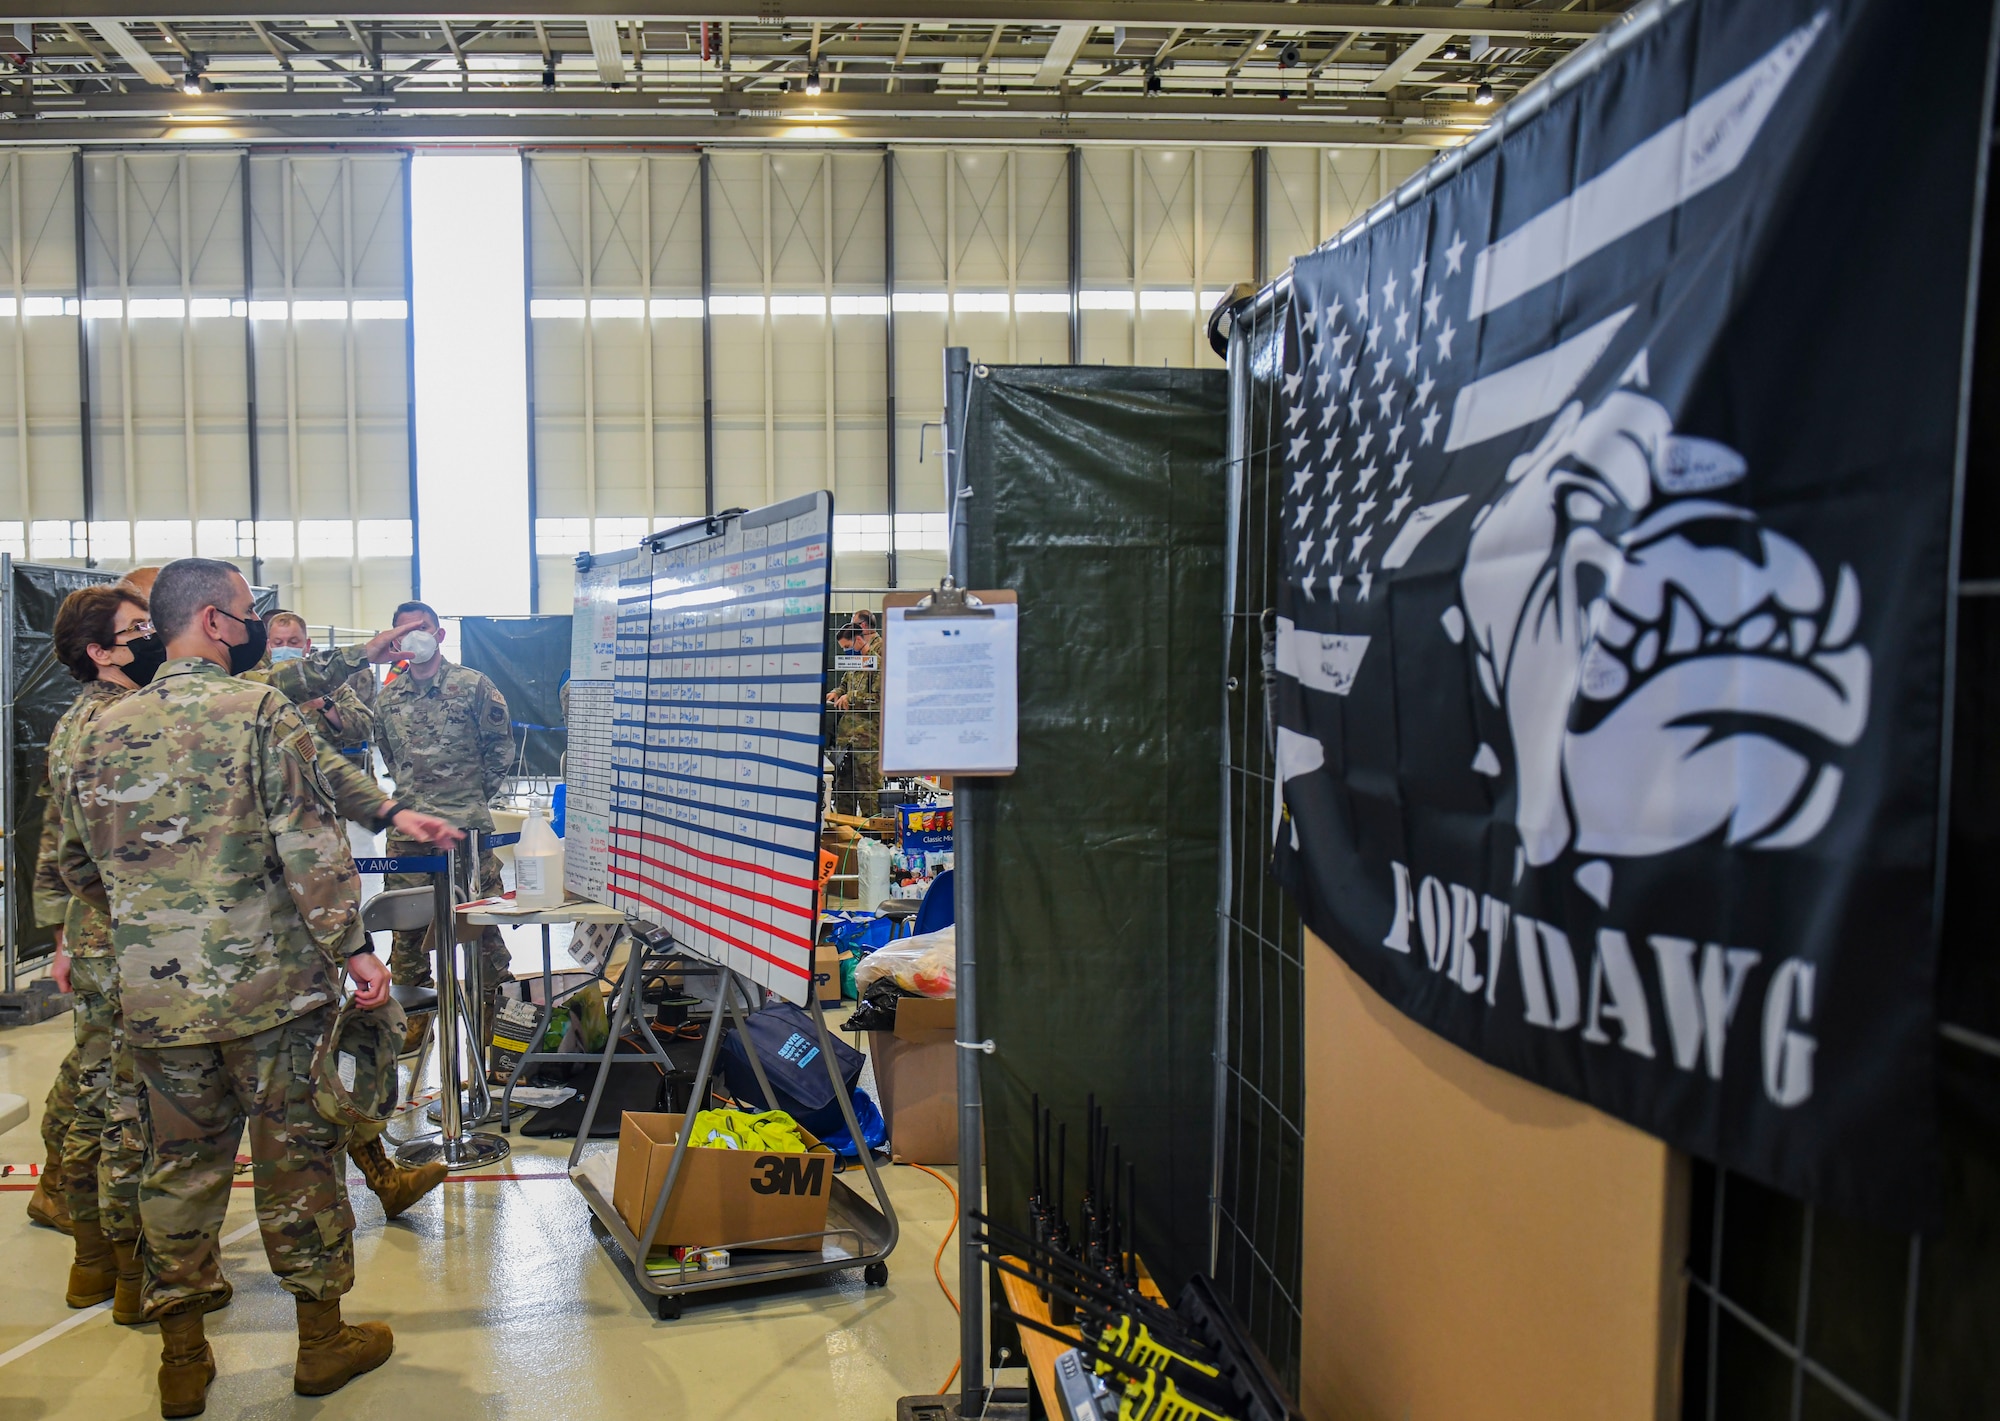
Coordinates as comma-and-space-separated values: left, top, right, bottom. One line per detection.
284, 727, 318, 763
488, 702, 507, 723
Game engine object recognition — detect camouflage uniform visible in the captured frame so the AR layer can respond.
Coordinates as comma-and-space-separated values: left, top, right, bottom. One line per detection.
34, 679, 145, 1238
39, 1048, 81, 1169
59, 656, 366, 1318
373, 662, 514, 989
276, 648, 514, 988
834, 632, 883, 816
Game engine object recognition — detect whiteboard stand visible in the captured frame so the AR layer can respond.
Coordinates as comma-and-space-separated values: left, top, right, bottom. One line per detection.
564, 932, 900, 1320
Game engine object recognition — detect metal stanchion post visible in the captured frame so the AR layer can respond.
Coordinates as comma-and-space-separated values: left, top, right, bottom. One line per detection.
400, 841, 508, 1172
431, 829, 498, 1126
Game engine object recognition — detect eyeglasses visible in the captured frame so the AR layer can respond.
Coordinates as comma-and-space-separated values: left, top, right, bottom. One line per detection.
115, 620, 155, 641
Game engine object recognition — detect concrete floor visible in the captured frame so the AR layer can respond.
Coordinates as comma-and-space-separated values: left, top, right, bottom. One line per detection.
0, 933, 965, 1420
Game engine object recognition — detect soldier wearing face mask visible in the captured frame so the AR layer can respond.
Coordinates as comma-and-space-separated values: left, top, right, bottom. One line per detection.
262, 612, 373, 759
365, 603, 515, 1005
29, 584, 164, 1317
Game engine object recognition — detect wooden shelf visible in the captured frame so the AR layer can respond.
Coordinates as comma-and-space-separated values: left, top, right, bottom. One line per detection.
995, 1253, 1166, 1419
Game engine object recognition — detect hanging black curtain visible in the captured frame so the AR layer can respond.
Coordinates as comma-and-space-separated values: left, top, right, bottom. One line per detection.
965, 364, 1228, 1306
6, 559, 118, 967
458, 614, 572, 777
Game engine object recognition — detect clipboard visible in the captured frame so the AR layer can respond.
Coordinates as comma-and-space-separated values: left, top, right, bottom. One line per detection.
881, 582, 1019, 777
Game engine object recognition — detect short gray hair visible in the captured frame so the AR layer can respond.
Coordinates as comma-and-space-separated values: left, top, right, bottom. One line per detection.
151, 558, 247, 640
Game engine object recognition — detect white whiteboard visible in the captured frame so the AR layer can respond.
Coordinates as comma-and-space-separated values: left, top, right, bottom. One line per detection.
563, 493, 831, 1003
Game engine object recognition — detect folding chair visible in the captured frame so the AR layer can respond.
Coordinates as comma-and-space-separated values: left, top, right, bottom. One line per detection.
361, 885, 441, 1105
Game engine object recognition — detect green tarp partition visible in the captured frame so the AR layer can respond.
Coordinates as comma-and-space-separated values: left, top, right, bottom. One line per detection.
965, 364, 1228, 1308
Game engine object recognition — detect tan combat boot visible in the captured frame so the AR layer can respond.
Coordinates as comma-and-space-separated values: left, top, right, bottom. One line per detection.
349, 1136, 448, 1219
65, 1216, 118, 1307
25, 1150, 72, 1234
292, 1297, 393, 1396
109, 1242, 233, 1327
157, 1306, 215, 1418
111, 1238, 146, 1324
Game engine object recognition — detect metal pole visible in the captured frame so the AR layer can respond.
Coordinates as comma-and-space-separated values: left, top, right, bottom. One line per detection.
1252, 147, 1269, 285
522, 154, 541, 612
434, 859, 463, 1141
1210, 308, 1248, 1272
883, 148, 898, 588
71, 151, 93, 564
1066, 146, 1081, 364
699, 150, 715, 518
2, 551, 12, 992
942, 345, 983, 1416
241, 151, 263, 586
401, 150, 421, 599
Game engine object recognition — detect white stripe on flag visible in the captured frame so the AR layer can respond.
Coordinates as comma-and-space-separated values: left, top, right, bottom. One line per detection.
1466, 11, 1829, 320
1380, 495, 1471, 570
1274, 724, 1326, 848
1276, 617, 1371, 697
1444, 307, 1634, 453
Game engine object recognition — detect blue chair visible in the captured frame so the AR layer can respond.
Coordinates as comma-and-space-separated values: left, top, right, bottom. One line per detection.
874, 867, 955, 938
910, 868, 954, 937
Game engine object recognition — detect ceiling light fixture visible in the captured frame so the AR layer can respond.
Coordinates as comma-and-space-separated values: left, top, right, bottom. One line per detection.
1144, 65, 1161, 96
542, 63, 556, 91
180, 61, 202, 96
805, 64, 821, 96
1474, 81, 1495, 104
1442, 42, 1461, 61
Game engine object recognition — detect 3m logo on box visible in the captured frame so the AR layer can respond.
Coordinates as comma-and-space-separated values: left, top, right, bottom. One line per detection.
750, 1154, 827, 1197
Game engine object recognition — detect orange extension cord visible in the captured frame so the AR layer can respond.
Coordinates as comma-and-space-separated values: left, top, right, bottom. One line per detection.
909, 1163, 963, 1395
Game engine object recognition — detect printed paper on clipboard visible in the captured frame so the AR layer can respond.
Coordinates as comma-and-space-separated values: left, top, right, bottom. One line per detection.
881, 591, 1018, 776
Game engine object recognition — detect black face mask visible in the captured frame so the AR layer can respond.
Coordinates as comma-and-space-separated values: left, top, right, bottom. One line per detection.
119, 632, 167, 687
214, 609, 268, 676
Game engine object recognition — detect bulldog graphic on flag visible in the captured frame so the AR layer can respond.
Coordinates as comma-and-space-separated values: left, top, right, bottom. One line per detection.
1262, 0, 1993, 1223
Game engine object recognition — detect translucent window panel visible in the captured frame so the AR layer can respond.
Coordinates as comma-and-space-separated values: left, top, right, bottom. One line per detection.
358, 520, 414, 559
133, 520, 193, 558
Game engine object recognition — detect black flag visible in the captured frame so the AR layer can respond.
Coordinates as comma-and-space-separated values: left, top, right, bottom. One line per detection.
1270, 0, 1996, 1224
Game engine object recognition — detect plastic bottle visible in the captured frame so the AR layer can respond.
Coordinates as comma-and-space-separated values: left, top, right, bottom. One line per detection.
856, 836, 893, 908
513, 809, 564, 911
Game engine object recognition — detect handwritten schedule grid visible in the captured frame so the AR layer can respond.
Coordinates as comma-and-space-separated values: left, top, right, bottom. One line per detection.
567, 493, 831, 1005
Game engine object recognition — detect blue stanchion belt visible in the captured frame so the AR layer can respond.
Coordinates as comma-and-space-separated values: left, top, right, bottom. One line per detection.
484, 832, 521, 848
353, 855, 449, 874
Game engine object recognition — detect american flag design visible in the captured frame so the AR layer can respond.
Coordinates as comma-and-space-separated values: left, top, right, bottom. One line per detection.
1260, 0, 1984, 1226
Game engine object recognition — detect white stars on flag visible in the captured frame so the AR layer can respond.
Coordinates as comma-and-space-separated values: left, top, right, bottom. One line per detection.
1279, 225, 1474, 610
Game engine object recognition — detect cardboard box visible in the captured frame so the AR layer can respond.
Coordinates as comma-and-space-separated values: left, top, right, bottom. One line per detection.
813, 943, 846, 1006
611, 1112, 835, 1253
868, 996, 959, 1165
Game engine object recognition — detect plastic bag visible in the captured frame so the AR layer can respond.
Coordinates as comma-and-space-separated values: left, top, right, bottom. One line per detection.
852, 925, 954, 998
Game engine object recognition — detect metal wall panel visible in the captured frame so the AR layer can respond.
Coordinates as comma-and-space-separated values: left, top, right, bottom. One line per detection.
0, 148, 416, 630
528, 143, 1409, 605
0, 151, 83, 540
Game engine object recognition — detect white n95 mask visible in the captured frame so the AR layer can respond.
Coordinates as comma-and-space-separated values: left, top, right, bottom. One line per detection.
397, 629, 439, 663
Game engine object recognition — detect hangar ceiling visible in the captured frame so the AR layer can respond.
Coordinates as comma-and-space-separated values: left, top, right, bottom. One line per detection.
0, 5, 1635, 145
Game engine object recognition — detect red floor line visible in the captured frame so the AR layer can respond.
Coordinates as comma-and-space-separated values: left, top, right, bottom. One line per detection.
3, 1173, 574, 1193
